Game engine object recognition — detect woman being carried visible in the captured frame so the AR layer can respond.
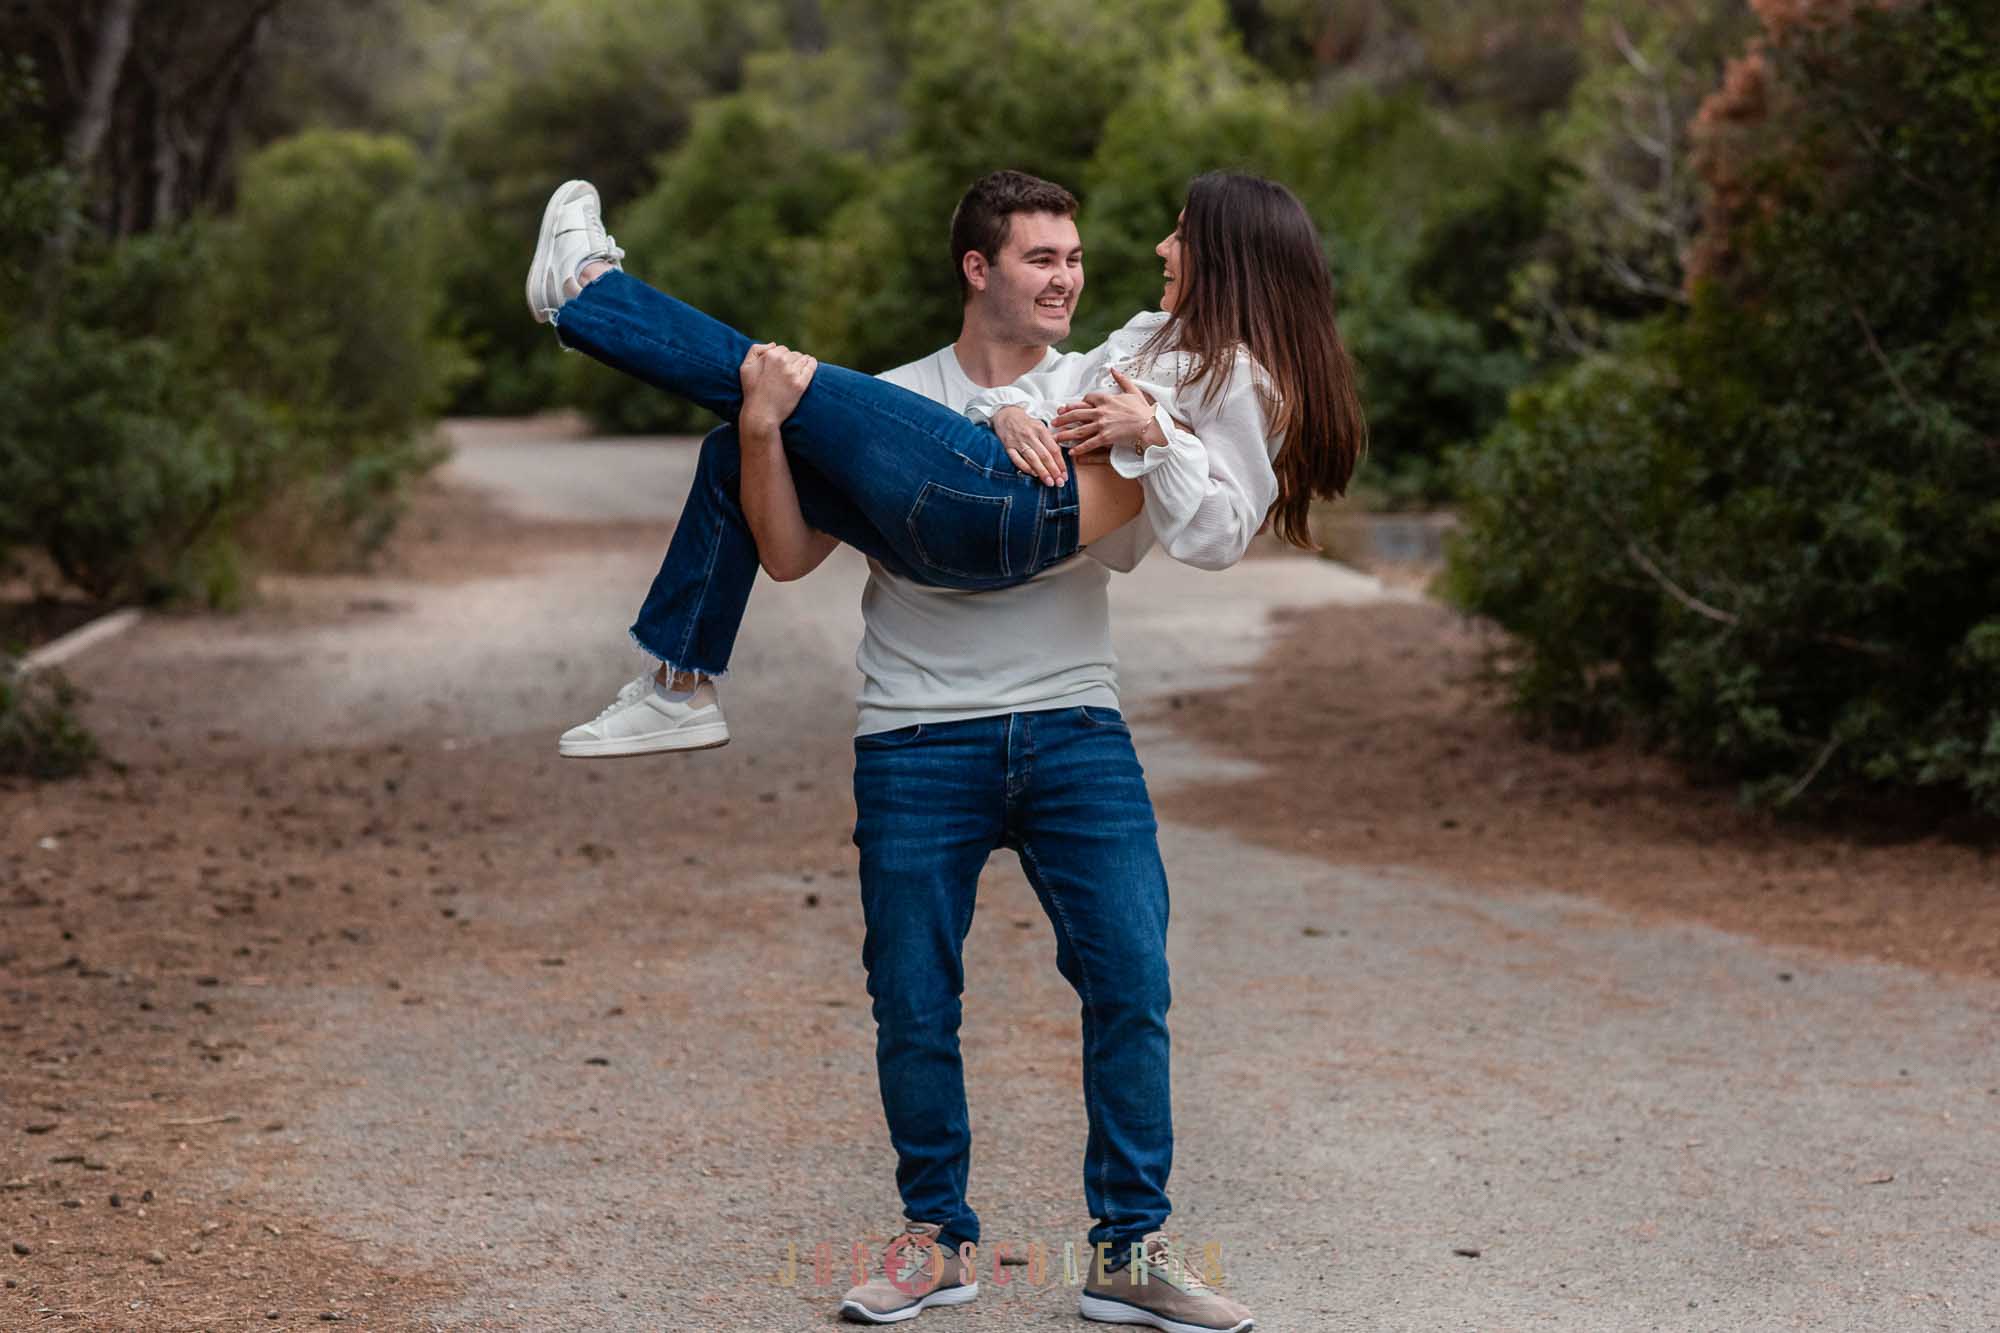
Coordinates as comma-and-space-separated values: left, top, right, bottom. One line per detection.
533, 171, 1366, 756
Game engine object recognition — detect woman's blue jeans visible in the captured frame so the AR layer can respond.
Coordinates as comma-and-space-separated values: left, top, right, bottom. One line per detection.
550, 270, 1082, 674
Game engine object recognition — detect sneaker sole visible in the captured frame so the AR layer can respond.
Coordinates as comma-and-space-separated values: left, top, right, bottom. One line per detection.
1078, 1292, 1252, 1332
556, 723, 731, 758
527, 179, 591, 324
838, 1281, 978, 1324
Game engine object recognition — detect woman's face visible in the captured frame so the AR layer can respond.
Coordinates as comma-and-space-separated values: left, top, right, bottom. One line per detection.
1155, 212, 1186, 313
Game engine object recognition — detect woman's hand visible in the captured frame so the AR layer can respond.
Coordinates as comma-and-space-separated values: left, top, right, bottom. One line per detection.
993, 405, 1067, 486
1054, 368, 1165, 456
739, 342, 818, 435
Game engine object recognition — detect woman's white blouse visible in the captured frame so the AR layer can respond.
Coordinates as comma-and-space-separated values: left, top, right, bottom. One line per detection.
961, 310, 1279, 572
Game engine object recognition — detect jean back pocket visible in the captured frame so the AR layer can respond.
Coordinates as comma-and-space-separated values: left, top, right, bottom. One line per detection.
907, 481, 1012, 581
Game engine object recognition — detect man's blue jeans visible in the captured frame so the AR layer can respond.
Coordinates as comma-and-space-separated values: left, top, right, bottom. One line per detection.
550, 271, 1082, 674
852, 708, 1174, 1255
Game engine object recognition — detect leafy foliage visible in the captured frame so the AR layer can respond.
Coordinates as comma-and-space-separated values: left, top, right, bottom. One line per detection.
0, 123, 463, 603
1504, 0, 1755, 359
0, 662, 97, 779
427, 0, 794, 413
1447, 1, 2000, 815
205, 131, 468, 562
567, 48, 879, 431
13, 0, 1990, 819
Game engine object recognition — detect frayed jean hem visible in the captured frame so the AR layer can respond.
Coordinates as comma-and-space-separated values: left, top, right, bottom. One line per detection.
626, 625, 729, 681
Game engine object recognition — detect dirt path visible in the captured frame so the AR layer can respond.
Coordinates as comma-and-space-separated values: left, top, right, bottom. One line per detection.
4, 419, 1995, 1331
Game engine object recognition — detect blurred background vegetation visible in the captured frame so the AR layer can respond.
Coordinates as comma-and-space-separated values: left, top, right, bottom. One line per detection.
1, 0, 1994, 813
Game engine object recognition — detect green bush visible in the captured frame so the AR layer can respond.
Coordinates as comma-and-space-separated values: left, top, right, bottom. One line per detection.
430, 0, 792, 416
0, 214, 277, 602
205, 130, 467, 564
0, 125, 463, 603
0, 322, 278, 604
567, 60, 874, 432
215, 132, 465, 439
0, 663, 97, 780
1447, 2, 2000, 815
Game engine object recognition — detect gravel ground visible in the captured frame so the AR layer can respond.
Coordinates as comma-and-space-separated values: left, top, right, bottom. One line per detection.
3, 418, 1993, 1331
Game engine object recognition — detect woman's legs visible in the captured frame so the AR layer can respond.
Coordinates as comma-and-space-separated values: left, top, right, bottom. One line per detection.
550, 270, 1080, 590
560, 417, 946, 756
625, 426, 765, 679
571, 257, 1155, 543
627, 425, 935, 676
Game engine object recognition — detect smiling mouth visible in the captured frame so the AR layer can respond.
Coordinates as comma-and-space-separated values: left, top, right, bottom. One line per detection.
1036, 297, 1069, 314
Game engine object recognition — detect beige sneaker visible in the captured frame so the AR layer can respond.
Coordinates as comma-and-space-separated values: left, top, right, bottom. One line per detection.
838, 1221, 978, 1324
1079, 1232, 1254, 1331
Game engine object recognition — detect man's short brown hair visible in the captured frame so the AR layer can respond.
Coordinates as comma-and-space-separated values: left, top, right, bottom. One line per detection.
948, 170, 1080, 302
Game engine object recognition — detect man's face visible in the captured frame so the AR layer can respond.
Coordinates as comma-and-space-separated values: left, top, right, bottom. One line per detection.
973, 211, 1083, 344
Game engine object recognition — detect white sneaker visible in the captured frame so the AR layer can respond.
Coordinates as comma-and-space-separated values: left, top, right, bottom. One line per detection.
558, 675, 730, 757
526, 179, 625, 324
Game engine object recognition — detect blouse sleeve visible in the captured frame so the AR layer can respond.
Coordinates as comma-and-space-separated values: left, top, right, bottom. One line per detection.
962, 345, 1110, 426
1108, 352, 1278, 571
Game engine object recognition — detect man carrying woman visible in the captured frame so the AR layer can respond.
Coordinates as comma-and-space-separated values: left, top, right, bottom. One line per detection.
531, 163, 1363, 1329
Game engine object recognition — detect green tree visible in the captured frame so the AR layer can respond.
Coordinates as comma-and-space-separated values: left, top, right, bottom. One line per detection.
1504, 0, 1755, 358
0, 122, 465, 603
428, 0, 791, 412
205, 130, 470, 559
1449, 1, 2000, 815
567, 49, 877, 430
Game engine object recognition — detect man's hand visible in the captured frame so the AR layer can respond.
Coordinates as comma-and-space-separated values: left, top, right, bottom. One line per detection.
739, 342, 818, 435
994, 405, 1067, 486
1054, 368, 1163, 456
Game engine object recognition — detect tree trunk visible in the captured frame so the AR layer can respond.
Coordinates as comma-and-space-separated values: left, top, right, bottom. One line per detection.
191, 8, 277, 211
152, 110, 182, 228
64, 0, 141, 179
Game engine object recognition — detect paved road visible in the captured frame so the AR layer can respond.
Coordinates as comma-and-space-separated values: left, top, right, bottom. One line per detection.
85, 422, 2000, 1330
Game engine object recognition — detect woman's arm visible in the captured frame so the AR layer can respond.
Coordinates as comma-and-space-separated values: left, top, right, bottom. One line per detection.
1081, 357, 1278, 571
738, 343, 839, 582
963, 346, 1109, 487
961, 344, 1109, 426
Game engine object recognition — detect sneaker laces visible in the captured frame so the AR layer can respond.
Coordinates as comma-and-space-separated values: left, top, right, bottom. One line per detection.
566, 237, 625, 269
889, 1226, 944, 1286
554, 204, 625, 272
892, 1245, 931, 1285
1136, 1233, 1212, 1294
590, 673, 655, 723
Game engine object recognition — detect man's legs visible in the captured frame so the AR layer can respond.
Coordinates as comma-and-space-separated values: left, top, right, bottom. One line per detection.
1005, 707, 1259, 1330
851, 718, 1008, 1251
1001, 707, 1174, 1254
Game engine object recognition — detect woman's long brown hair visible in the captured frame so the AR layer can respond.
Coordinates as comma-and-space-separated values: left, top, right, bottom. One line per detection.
1138, 171, 1367, 550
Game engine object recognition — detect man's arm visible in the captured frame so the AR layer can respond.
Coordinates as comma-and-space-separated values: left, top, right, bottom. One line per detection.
738, 343, 839, 582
